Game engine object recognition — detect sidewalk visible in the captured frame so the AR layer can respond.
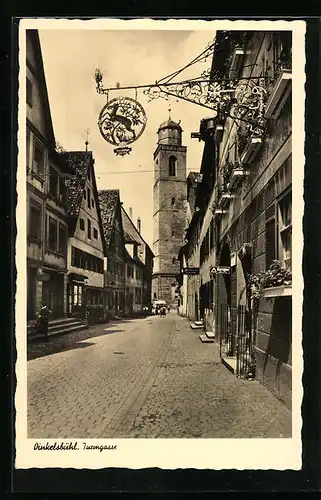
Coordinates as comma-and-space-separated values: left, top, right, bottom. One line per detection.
116, 313, 292, 438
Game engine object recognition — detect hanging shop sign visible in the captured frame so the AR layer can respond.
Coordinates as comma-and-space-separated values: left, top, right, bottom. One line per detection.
211, 265, 230, 275
98, 96, 147, 156
182, 267, 200, 275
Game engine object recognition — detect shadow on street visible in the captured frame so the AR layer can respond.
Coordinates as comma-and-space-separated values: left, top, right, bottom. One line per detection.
27, 321, 137, 360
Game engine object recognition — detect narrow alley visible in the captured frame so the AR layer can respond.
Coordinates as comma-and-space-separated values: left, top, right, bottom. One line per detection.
27, 312, 291, 439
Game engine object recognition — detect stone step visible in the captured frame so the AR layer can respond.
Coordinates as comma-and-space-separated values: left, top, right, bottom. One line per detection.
28, 323, 88, 341
194, 321, 203, 326
49, 320, 86, 333
190, 324, 203, 330
199, 334, 214, 343
205, 331, 215, 338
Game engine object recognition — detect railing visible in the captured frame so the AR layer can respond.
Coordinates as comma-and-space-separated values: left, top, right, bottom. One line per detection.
218, 303, 256, 380
235, 305, 256, 380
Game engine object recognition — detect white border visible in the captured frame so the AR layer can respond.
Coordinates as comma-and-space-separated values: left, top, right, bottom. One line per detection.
16, 18, 305, 470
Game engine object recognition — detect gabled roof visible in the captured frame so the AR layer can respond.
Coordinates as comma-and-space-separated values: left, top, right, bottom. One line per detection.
64, 151, 106, 250
27, 30, 56, 150
121, 206, 154, 257
98, 189, 121, 248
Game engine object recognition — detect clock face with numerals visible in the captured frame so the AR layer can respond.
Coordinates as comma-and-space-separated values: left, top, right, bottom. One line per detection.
98, 97, 147, 147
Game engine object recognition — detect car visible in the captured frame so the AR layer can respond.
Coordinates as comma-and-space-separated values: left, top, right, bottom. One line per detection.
152, 300, 167, 315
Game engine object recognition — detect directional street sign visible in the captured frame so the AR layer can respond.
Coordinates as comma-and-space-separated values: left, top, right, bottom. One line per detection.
182, 267, 200, 275
210, 266, 230, 275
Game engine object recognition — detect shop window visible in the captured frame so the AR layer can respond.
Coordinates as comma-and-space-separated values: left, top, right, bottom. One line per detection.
79, 218, 84, 231
58, 223, 66, 255
49, 166, 59, 198
87, 219, 91, 239
278, 191, 292, 269
93, 228, 98, 239
33, 142, 45, 178
26, 77, 33, 107
168, 156, 177, 176
48, 217, 58, 251
29, 202, 41, 240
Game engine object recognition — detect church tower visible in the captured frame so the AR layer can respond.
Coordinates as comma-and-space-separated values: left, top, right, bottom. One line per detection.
152, 112, 187, 306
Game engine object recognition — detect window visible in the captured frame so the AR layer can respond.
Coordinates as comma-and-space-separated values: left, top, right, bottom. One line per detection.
49, 167, 59, 198
26, 128, 31, 170
83, 190, 86, 200
48, 217, 58, 251
87, 219, 91, 239
58, 223, 66, 255
29, 203, 41, 240
87, 188, 91, 208
172, 230, 175, 237
26, 77, 33, 107
169, 156, 177, 176
93, 228, 98, 239
91, 199, 95, 208
172, 257, 176, 264
265, 218, 276, 269
171, 197, 175, 206
33, 142, 45, 177
88, 167, 91, 181
79, 218, 85, 231
279, 191, 292, 269
59, 177, 66, 204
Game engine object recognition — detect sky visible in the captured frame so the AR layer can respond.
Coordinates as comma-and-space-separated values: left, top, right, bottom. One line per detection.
39, 28, 216, 248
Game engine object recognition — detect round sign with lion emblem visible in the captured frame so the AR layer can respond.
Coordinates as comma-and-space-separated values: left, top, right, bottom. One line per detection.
98, 96, 147, 147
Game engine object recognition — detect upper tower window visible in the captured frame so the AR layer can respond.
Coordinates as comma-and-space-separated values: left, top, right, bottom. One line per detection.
169, 156, 177, 176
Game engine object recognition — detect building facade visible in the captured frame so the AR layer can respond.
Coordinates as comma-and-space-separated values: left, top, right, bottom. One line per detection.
180, 30, 292, 407
152, 115, 187, 305
121, 206, 154, 316
64, 151, 105, 321
98, 190, 126, 318
26, 29, 71, 321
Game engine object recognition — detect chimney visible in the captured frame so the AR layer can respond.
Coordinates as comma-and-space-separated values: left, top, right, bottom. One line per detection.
137, 217, 141, 233
129, 207, 133, 219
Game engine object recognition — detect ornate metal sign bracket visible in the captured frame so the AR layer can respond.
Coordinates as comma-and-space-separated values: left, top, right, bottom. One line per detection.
94, 37, 269, 154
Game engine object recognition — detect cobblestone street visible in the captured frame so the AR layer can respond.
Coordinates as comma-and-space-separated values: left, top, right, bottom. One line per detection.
27, 312, 292, 439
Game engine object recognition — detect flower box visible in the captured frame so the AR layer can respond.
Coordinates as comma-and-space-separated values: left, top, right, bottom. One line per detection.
265, 69, 292, 119
262, 285, 292, 298
241, 136, 263, 163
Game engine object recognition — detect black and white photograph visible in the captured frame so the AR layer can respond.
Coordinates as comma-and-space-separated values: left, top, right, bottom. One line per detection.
15, 18, 305, 470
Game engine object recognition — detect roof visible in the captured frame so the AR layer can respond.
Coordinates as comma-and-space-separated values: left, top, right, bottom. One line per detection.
64, 151, 106, 248
187, 172, 202, 184
157, 117, 182, 133
121, 206, 154, 257
27, 30, 56, 150
98, 189, 120, 247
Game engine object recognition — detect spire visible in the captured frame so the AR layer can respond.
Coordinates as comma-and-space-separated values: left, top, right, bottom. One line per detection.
85, 128, 90, 152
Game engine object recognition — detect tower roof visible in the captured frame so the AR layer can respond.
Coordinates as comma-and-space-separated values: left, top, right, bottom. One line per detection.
157, 118, 182, 134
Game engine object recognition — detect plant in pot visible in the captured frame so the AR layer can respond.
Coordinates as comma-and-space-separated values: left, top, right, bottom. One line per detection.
247, 260, 292, 301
